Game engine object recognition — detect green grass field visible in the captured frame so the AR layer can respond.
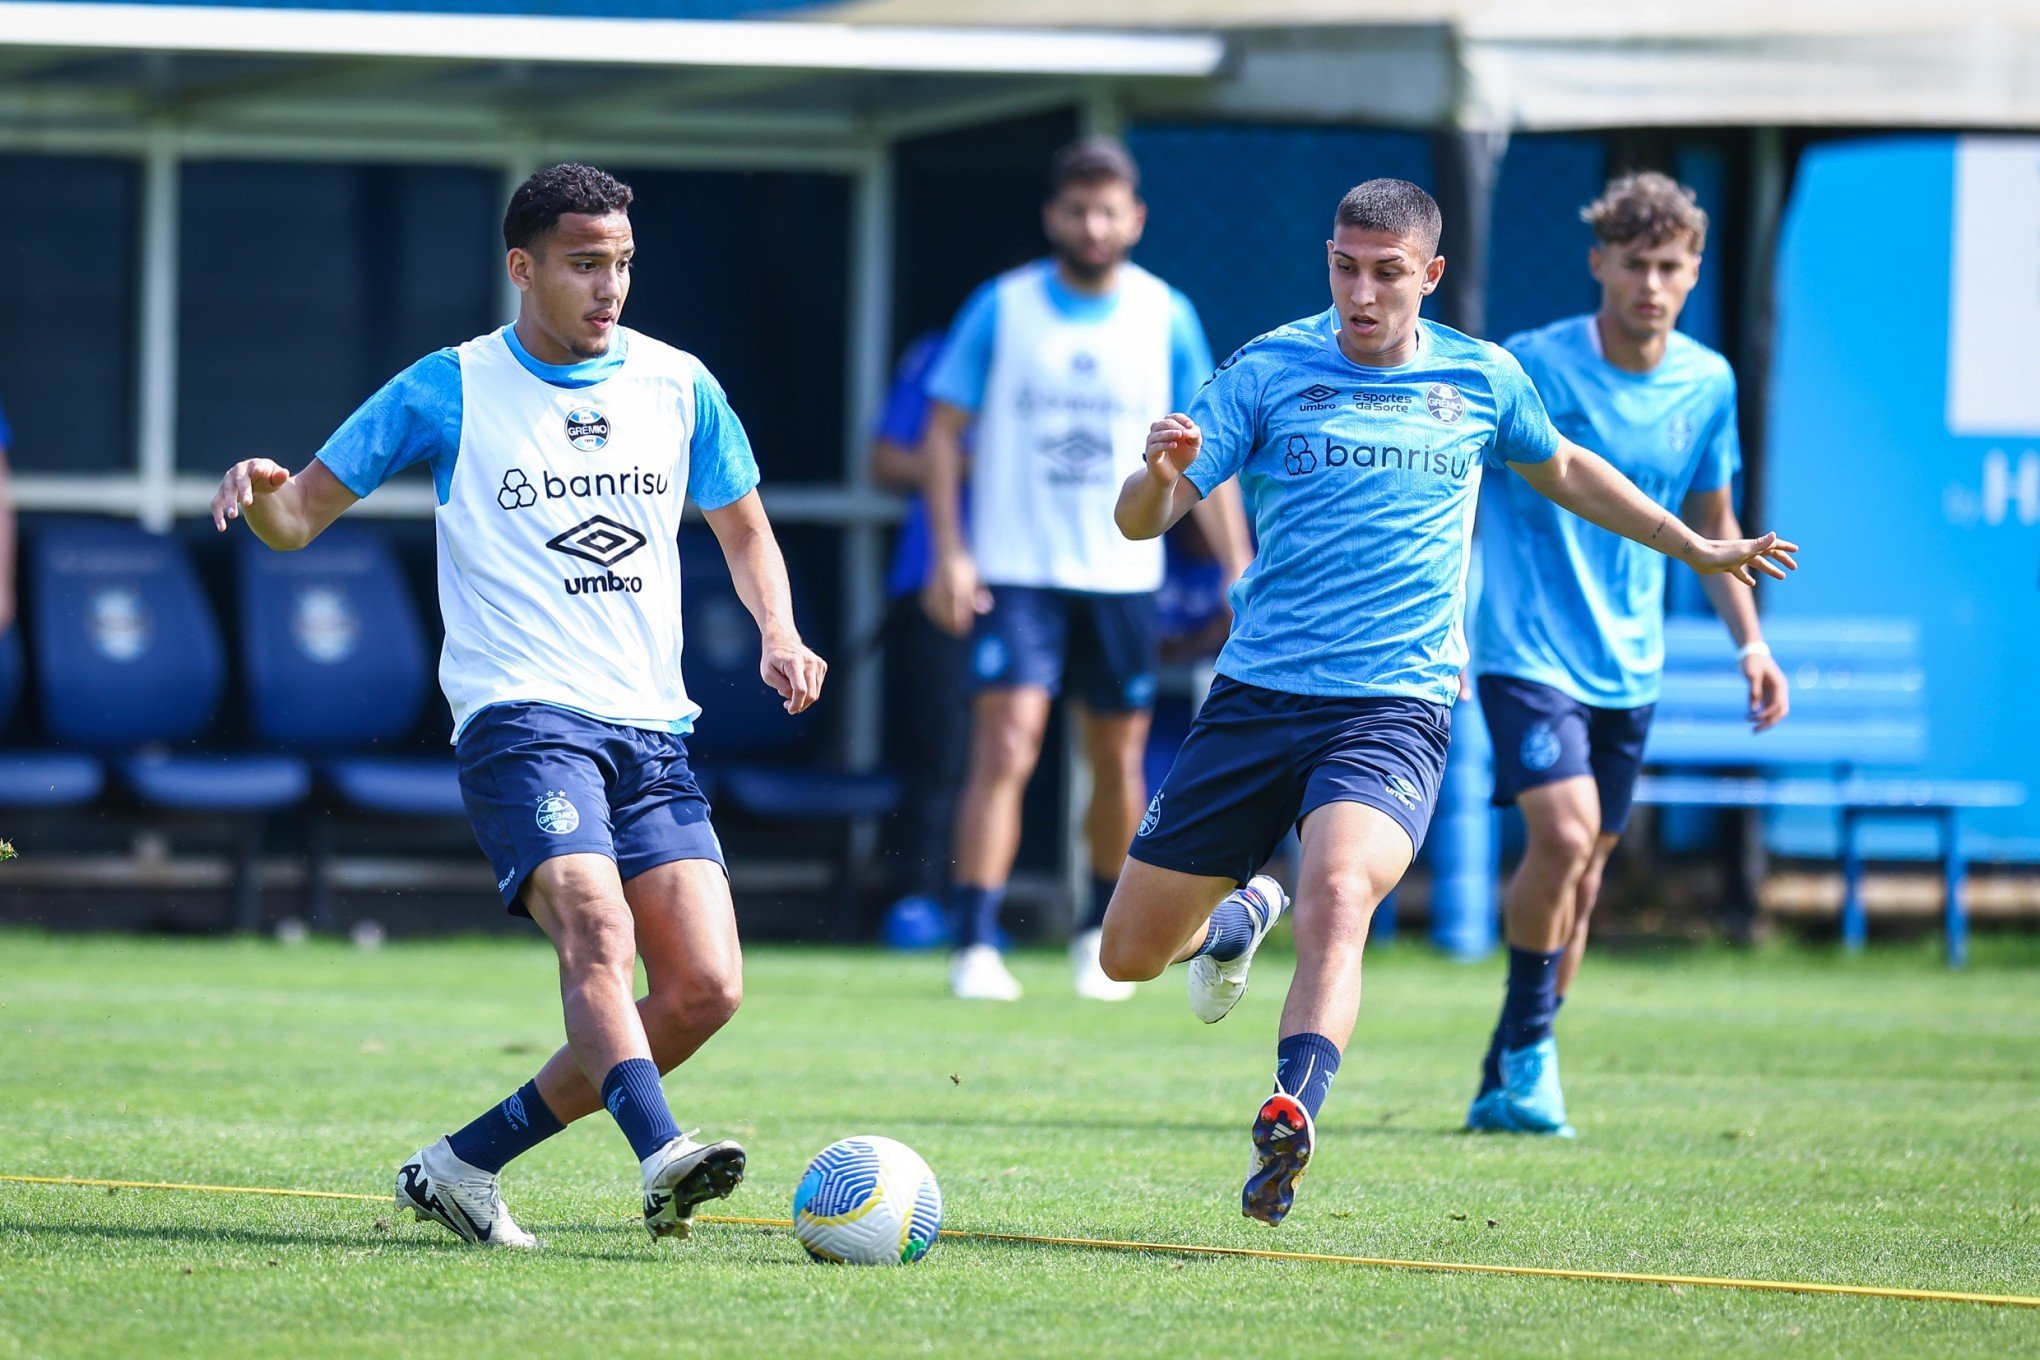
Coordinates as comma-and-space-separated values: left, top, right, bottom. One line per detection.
1, 928, 2036, 1358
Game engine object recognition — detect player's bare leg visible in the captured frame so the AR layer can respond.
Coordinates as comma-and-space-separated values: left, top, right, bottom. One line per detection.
1234, 801, 1410, 1226
1469, 778, 1608, 1136
947, 686, 1053, 999
1071, 705, 1152, 999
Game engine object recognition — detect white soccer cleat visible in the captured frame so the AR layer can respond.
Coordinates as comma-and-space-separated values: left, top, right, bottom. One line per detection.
395, 1137, 540, 1249
641, 1131, 747, 1241
1188, 874, 1289, 1025
950, 943, 1023, 1001
1069, 927, 1135, 1001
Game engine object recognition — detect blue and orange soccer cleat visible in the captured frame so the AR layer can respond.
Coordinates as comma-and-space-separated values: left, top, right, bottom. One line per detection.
1464, 1036, 1576, 1138
1242, 1091, 1315, 1226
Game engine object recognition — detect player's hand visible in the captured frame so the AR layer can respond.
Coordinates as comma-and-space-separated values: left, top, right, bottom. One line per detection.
1742, 650, 1790, 733
761, 633, 827, 715
921, 548, 990, 639
1144, 414, 1201, 484
211, 458, 291, 532
1690, 532, 1798, 587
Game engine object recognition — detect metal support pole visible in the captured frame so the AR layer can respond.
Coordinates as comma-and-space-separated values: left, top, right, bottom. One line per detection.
135, 128, 180, 533
1941, 808, 1968, 969
1838, 806, 1866, 951
840, 145, 896, 910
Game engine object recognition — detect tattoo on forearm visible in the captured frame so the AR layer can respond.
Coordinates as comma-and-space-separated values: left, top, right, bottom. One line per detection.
1649, 514, 1667, 543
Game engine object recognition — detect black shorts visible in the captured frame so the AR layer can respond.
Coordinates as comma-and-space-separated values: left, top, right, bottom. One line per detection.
1478, 674, 1655, 834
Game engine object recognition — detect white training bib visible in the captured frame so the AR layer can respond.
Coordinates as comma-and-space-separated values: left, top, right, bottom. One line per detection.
970, 262, 1174, 593
437, 325, 700, 737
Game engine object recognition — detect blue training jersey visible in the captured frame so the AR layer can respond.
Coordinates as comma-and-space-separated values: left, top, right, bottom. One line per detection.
1474, 314, 1740, 708
1182, 311, 1561, 704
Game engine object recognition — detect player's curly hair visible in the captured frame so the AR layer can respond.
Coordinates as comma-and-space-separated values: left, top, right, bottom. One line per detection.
1581, 172, 1708, 252
503, 163, 634, 253
1334, 179, 1442, 257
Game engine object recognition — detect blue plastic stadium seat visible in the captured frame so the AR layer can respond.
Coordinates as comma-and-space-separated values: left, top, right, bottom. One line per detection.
235, 526, 458, 816
676, 529, 898, 831
322, 755, 466, 818
0, 625, 104, 807
120, 750, 311, 811
30, 521, 308, 813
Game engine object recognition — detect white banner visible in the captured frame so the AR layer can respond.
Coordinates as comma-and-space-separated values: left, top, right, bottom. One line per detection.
1947, 137, 2040, 437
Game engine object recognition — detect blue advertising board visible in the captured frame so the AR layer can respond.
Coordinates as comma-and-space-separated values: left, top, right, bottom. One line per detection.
1766, 137, 2040, 861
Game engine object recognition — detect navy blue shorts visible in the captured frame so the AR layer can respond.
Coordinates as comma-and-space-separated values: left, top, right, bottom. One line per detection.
1478, 674, 1655, 834
456, 701, 726, 916
1128, 675, 1453, 885
971, 586, 1157, 711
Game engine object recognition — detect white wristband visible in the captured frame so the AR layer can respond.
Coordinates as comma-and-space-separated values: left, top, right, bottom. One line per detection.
1736, 641, 1772, 662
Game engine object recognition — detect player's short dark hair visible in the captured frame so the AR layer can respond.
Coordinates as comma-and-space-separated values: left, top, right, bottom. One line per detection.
1048, 137, 1140, 198
1582, 171, 1708, 252
503, 163, 634, 253
1333, 179, 1443, 257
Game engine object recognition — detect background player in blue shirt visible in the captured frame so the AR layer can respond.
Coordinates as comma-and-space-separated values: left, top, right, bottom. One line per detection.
1466, 173, 1792, 1137
1105, 179, 1797, 1226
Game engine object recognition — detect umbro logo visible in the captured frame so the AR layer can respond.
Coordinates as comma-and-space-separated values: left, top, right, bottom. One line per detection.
1042, 427, 1113, 483
546, 515, 646, 568
1384, 774, 1422, 810
1297, 383, 1340, 410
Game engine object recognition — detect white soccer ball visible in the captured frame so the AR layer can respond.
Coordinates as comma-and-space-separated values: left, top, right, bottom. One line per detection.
791, 1135, 942, 1265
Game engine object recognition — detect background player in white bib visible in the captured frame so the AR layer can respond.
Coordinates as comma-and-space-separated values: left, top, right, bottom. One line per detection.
210, 165, 826, 1248
919, 137, 1251, 1003
1465, 173, 1792, 1137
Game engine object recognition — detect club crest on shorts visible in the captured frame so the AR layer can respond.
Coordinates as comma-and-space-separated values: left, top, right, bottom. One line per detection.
536, 790, 581, 835
1138, 792, 1163, 837
565, 406, 610, 452
1522, 722, 1562, 773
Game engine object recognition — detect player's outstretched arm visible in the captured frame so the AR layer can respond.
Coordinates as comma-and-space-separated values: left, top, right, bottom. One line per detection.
1510, 438, 1799, 587
1116, 414, 1207, 541
1683, 485, 1790, 732
702, 489, 827, 715
210, 458, 358, 550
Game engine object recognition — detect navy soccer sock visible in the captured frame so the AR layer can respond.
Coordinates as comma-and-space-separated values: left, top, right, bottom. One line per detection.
1483, 945, 1566, 1088
1273, 1032, 1342, 1122
1079, 875, 1116, 933
1191, 889, 1260, 963
445, 1079, 565, 1175
600, 1058, 682, 1163
950, 884, 1006, 950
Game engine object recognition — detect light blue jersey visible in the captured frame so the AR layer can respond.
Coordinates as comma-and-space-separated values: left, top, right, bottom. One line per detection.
1474, 315, 1740, 708
315, 327, 759, 512
1182, 311, 1561, 704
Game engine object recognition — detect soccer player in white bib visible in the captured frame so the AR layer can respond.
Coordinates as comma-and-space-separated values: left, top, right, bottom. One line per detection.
210, 165, 827, 1248
1465, 172, 1791, 1137
920, 137, 1251, 1003
1103, 179, 1797, 1225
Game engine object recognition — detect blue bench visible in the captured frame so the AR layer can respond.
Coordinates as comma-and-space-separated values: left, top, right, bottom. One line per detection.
1634, 617, 2025, 966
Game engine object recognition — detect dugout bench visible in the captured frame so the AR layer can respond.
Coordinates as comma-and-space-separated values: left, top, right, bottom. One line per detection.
1633, 618, 2025, 967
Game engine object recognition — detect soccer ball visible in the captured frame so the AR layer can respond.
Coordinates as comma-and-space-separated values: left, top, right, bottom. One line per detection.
791, 1135, 942, 1265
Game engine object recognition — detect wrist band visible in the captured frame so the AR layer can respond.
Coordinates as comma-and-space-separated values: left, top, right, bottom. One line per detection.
1737, 641, 1772, 661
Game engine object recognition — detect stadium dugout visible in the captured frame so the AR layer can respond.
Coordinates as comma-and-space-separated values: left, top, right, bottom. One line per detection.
0, 0, 2033, 935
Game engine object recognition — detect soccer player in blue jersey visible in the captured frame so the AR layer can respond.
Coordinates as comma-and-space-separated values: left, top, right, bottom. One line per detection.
1102, 179, 1797, 1225
208, 165, 827, 1248
1465, 172, 1791, 1137
920, 138, 1251, 1003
